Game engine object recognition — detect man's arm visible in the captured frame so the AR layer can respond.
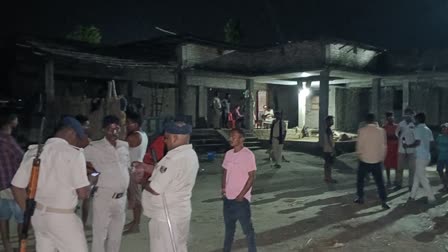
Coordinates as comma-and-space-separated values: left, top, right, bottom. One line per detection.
11, 185, 27, 210
222, 169, 227, 196
126, 132, 142, 148
143, 181, 160, 195
76, 186, 91, 200
235, 171, 256, 201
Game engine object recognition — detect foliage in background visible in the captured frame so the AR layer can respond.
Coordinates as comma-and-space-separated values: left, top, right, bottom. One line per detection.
66, 25, 102, 44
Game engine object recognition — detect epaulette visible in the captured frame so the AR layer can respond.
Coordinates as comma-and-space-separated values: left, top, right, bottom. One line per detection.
27, 144, 38, 150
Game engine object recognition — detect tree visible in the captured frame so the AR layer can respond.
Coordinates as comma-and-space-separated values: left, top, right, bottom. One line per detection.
224, 18, 242, 44
66, 25, 102, 44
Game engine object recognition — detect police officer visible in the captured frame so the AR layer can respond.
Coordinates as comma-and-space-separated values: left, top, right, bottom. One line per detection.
84, 115, 130, 252
11, 117, 92, 252
137, 120, 199, 252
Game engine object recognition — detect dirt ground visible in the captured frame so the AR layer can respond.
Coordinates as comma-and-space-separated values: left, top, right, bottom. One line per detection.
3, 149, 448, 252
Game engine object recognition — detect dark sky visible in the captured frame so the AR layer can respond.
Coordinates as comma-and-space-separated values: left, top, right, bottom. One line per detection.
11, 0, 448, 49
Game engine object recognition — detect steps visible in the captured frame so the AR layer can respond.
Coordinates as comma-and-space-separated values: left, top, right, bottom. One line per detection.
241, 130, 266, 151
191, 129, 230, 154
191, 129, 267, 154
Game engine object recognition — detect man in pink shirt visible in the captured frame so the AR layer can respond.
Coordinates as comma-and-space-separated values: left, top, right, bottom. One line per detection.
221, 128, 257, 252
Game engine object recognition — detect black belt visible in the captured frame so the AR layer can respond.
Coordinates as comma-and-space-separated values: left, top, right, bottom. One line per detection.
112, 193, 124, 199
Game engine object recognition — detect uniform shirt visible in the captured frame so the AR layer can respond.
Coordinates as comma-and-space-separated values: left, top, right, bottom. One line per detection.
356, 124, 387, 164
11, 138, 90, 209
84, 138, 130, 193
0, 132, 24, 190
129, 131, 148, 163
142, 144, 199, 221
396, 120, 416, 154
414, 123, 434, 160
222, 147, 257, 201
437, 134, 448, 161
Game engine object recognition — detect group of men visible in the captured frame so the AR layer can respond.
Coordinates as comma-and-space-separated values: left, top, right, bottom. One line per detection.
323, 108, 446, 210
0, 110, 203, 252
212, 92, 232, 129
0, 108, 260, 252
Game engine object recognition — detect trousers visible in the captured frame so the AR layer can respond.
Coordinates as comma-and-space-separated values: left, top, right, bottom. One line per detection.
410, 159, 435, 201
271, 138, 284, 165
397, 153, 416, 187
149, 218, 190, 252
32, 209, 88, 252
223, 198, 257, 252
356, 161, 387, 202
92, 191, 126, 252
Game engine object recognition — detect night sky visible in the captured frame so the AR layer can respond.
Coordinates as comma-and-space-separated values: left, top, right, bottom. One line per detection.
10, 0, 448, 49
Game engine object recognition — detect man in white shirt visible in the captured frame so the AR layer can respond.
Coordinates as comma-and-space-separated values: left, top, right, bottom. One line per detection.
11, 117, 92, 252
85, 115, 130, 252
406, 112, 436, 204
354, 113, 390, 210
212, 92, 222, 129
395, 108, 417, 191
138, 120, 199, 252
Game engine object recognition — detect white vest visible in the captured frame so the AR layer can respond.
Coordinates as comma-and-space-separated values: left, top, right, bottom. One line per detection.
129, 131, 149, 162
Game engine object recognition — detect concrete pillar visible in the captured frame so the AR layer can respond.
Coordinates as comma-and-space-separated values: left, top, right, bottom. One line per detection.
245, 79, 255, 131
175, 45, 188, 116
319, 69, 330, 145
298, 81, 306, 128
370, 78, 381, 119
329, 86, 337, 129
402, 81, 410, 114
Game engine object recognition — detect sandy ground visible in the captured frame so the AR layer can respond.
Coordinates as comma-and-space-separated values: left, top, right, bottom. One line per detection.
3, 149, 448, 252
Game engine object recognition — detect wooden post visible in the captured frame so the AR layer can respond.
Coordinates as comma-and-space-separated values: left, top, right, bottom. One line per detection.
402, 81, 410, 114
371, 78, 381, 119
245, 79, 255, 131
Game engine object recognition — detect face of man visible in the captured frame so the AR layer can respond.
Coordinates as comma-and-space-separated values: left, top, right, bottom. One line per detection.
164, 133, 178, 151
404, 113, 414, 123
442, 127, 448, 135
126, 119, 138, 133
104, 123, 120, 142
229, 131, 244, 148
386, 116, 394, 124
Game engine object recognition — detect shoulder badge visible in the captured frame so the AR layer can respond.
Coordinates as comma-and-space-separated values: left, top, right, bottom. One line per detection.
160, 166, 168, 173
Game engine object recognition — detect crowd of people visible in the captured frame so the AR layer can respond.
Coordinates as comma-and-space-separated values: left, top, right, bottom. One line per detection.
1, 103, 447, 252
323, 108, 448, 209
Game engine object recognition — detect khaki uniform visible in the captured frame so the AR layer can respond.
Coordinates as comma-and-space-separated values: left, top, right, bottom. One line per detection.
142, 144, 199, 252
271, 120, 286, 165
85, 138, 130, 252
12, 138, 90, 252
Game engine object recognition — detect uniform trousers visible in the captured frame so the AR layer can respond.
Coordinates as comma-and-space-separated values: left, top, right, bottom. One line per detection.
32, 208, 88, 252
397, 153, 416, 187
92, 191, 126, 252
149, 217, 190, 252
410, 159, 435, 201
271, 138, 283, 165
